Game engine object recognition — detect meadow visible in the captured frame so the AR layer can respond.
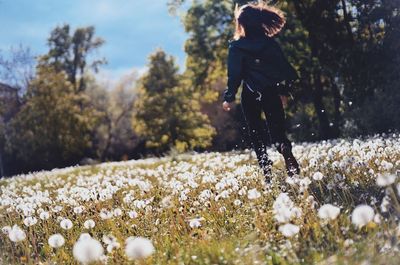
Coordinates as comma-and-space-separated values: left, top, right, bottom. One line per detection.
1, 134, 400, 264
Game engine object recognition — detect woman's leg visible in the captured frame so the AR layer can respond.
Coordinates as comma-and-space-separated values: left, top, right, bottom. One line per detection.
261, 92, 291, 150
261, 91, 300, 176
240, 88, 273, 179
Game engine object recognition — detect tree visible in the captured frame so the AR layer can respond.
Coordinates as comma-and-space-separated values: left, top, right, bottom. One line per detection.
4, 65, 99, 174
0, 45, 35, 95
39, 24, 105, 92
86, 71, 140, 161
287, 0, 400, 135
133, 49, 215, 153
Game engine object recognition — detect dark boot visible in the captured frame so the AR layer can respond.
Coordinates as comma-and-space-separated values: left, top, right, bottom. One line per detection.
279, 143, 300, 176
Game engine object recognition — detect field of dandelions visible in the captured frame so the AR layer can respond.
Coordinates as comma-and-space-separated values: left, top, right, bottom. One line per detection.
1, 134, 400, 265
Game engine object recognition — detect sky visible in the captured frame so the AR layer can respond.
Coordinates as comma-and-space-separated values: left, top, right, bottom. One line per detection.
0, 0, 188, 83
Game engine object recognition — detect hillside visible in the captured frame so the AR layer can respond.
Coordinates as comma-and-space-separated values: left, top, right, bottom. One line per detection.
1, 134, 400, 264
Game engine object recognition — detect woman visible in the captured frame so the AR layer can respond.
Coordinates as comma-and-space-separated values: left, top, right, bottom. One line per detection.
222, 3, 300, 182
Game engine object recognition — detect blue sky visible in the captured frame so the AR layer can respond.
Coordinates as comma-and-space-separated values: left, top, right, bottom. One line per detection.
0, 0, 188, 82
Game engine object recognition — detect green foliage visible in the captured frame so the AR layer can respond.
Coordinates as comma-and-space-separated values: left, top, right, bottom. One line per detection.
39, 24, 105, 92
85, 72, 139, 160
174, 0, 400, 143
133, 49, 215, 153
4, 65, 99, 171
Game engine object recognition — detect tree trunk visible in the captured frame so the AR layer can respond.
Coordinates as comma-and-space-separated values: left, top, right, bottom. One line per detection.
313, 71, 332, 139
330, 78, 342, 138
0, 151, 5, 178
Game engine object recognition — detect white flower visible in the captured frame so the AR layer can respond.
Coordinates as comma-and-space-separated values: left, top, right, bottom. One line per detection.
100, 209, 113, 220
2, 226, 11, 235
273, 193, 302, 223
73, 235, 104, 264
102, 234, 120, 253
125, 237, 155, 260
39, 211, 50, 220
84, 219, 96, 229
161, 195, 173, 208
189, 218, 202, 228
380, 160, 393, 170
102, 234, 117, 244
60, 218, 73, 230
299, 177, 311, 192
278, 223, 300, 237
23, 216, 38, 226
233, 199, 242, 206
48, 234, 65, 248
113, 208, 123, 217
351, 205, 374, 228
344, 239, 354, 247
79, 233, 92, 241
318, 204, 340, 220
52, 205, 63, 213
312, 172, 324, 181
376, 173, 396, 187
247, 188, 261, 200
128, 211, 138, 219
380, 195, 390, 212
8, 225, 26, 242
73, 206, 85, 215
374, 213, 382, 224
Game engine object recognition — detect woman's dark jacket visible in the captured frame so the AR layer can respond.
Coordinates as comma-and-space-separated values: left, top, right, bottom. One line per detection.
223, 36, 299, 102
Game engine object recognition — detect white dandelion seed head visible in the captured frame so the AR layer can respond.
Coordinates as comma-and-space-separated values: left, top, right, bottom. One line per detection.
189, 218, 203, 228
234, 199, 242, 206
39, 211, 50, 220
273, 193, 302, 223
102, 234, 118, 245
125, 237, 155, 260
128, 210, 138, 219
113, 208, 123, 217
48, 234, 65, 248
103, 234, 120, 253
60, 218, 73, 230
73, 235, 104, 264
278, 223, 300, 237
84, 219, 96, 229
73, 206, 85, 215
2, 226, 11, 235
52, 205, 63, 213
312, 171, 324, 181
161, 196, 173, 208
344, 239, 354, 247
351, 205, 375, 228
376, 173, 397, 187
8, 225, 26, 242
374, 213, 382, 224
247, 188, 261, 200
318, 204, 340, 220
106, 242, 120, 253
100, 209, 113, 220
23, 216, 38, 227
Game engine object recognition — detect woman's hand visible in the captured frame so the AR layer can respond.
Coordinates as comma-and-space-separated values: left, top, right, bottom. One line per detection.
222, 101, 231, 111
280, 95, 288, 108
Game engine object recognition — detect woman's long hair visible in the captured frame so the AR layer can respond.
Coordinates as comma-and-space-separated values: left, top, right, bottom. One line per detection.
234, 2, 286, 40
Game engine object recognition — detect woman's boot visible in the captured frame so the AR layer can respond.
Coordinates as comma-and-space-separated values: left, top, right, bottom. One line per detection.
279, 143, 300, 176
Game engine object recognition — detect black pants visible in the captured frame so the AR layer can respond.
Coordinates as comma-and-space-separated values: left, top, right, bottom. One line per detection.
240, 85, 292, 175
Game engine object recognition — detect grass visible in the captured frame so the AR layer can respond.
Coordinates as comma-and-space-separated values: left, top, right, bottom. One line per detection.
0, 134, 399, 264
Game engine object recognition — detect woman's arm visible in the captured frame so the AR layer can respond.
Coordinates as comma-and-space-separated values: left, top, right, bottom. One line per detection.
223, 43, 244, 103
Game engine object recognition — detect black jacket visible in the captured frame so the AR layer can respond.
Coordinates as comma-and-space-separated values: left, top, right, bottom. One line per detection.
223, 36, 299, 102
